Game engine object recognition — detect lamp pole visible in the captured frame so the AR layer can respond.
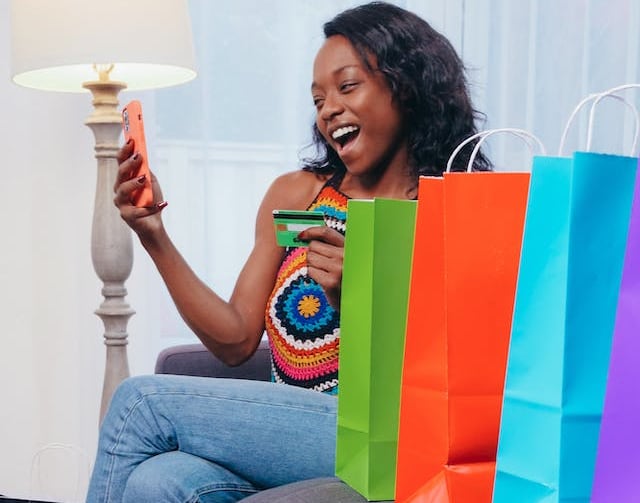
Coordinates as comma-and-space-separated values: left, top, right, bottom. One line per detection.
83, 66, 134, 423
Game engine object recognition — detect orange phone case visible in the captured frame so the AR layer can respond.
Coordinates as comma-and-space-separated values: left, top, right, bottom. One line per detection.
122, 100, 154, 207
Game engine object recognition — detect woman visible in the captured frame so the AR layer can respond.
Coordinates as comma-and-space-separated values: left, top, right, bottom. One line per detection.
86, 2, 489, 501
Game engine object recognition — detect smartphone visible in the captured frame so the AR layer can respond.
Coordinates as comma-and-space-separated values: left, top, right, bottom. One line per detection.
122, 100, 154, 207
273, 210, 326, 247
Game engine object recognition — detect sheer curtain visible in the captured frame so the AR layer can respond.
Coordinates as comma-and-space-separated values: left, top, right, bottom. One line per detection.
125, 0, 640, 373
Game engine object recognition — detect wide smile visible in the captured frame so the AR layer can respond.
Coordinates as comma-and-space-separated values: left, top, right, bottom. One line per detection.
331, 125, 360, 153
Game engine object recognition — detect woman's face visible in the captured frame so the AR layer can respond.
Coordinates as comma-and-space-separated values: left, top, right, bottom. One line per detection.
312, 35, 407, 178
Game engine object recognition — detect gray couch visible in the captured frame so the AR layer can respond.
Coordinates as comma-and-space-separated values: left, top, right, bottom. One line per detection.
155, 340, 384, 502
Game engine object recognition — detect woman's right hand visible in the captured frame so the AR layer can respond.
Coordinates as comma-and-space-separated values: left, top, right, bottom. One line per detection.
113, 139, 167, 241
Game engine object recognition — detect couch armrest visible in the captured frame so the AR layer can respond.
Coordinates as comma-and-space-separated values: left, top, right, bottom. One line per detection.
155, 339, 271, 381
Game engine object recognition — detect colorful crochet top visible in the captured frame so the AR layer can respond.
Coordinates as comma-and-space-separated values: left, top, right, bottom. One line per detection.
265, 170, 348, 394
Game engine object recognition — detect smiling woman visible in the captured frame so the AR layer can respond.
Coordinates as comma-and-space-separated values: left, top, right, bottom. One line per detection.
85, 2, 492, 501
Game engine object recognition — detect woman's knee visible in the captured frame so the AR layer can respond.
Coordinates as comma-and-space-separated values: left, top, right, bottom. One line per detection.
104, 374, 169, 420
111, 374, 160, 403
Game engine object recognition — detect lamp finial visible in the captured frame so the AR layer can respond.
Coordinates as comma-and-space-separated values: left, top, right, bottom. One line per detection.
93, 63, 114, 82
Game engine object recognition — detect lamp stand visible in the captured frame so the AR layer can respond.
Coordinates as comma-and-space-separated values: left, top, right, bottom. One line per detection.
83, 76, 134, 423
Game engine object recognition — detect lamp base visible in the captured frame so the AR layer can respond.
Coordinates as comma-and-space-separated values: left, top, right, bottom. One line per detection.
83, 78, 135, 424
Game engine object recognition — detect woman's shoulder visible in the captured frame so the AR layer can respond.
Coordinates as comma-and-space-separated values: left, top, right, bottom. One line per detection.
265, 168, 335, 210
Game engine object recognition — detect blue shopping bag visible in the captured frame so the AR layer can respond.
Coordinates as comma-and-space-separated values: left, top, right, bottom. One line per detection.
492, 152, 637, 503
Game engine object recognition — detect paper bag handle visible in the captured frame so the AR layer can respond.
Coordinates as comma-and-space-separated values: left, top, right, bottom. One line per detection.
446, 128, 546, 173
585, 83, 640, 153
559, 89, 640, 156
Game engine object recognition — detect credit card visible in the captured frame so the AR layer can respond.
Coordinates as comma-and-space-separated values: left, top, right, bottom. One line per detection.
273, 210, 326, 247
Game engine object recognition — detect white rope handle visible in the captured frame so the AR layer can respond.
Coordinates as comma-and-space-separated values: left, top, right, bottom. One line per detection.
558, 93, 639, 156
446, 128, 546, 173
585, 84, 640, 153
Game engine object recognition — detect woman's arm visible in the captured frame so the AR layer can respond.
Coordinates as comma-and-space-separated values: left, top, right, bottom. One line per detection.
114, 141, 328, 365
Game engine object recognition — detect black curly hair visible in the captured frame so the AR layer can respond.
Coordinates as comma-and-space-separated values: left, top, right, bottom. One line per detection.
303, 1, 490, 175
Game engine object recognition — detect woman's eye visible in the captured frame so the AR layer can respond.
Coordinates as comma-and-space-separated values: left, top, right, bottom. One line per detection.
340, 82, 358, 92
313, 97, 324, 109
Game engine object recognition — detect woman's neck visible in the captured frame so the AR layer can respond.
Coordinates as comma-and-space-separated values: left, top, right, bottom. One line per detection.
340, 162, 418, 200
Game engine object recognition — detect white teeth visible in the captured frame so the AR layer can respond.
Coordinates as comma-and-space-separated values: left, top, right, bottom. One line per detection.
332, 125, 359, 140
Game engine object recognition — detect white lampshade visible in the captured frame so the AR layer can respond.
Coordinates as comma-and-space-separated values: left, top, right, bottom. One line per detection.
10, 0, 197, 92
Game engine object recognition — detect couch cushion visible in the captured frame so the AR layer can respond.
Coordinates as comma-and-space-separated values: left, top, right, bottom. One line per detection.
155, 339, 271, 381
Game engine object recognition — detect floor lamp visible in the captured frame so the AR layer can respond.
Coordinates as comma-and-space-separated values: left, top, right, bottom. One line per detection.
10, 0, 197, 422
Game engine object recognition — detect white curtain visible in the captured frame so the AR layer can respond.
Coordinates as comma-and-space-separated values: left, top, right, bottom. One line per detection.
140, 0, 640, 354
1, 0, 639, 499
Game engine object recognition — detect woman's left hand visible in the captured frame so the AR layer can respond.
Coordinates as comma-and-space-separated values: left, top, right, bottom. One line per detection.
298, 226, 345, 311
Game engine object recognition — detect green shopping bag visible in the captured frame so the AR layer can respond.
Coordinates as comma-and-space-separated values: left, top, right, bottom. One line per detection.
336, 198, 417, 501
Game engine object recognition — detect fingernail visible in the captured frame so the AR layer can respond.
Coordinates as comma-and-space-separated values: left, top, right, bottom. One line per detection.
157, 201, 168, 209
137, 175, 146, 184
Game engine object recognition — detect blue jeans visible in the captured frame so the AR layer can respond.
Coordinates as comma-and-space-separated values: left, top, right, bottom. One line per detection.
85, 375, 337, 502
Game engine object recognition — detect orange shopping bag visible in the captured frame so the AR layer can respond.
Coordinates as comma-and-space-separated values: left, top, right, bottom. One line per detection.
394, 130, 538, 502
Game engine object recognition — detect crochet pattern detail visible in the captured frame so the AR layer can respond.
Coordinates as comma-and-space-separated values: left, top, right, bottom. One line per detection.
265, 173, 348, 394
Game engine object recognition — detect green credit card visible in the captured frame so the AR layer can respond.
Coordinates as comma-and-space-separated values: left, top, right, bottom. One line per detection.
273, 210, 326, 247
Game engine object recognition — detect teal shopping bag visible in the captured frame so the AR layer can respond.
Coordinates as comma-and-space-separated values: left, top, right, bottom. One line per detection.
492, 152, 637, 503
336, 198, 417, 501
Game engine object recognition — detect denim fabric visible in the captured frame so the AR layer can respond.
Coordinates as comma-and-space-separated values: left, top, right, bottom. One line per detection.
86, 375, 337, 502
122, 451, 256, 502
